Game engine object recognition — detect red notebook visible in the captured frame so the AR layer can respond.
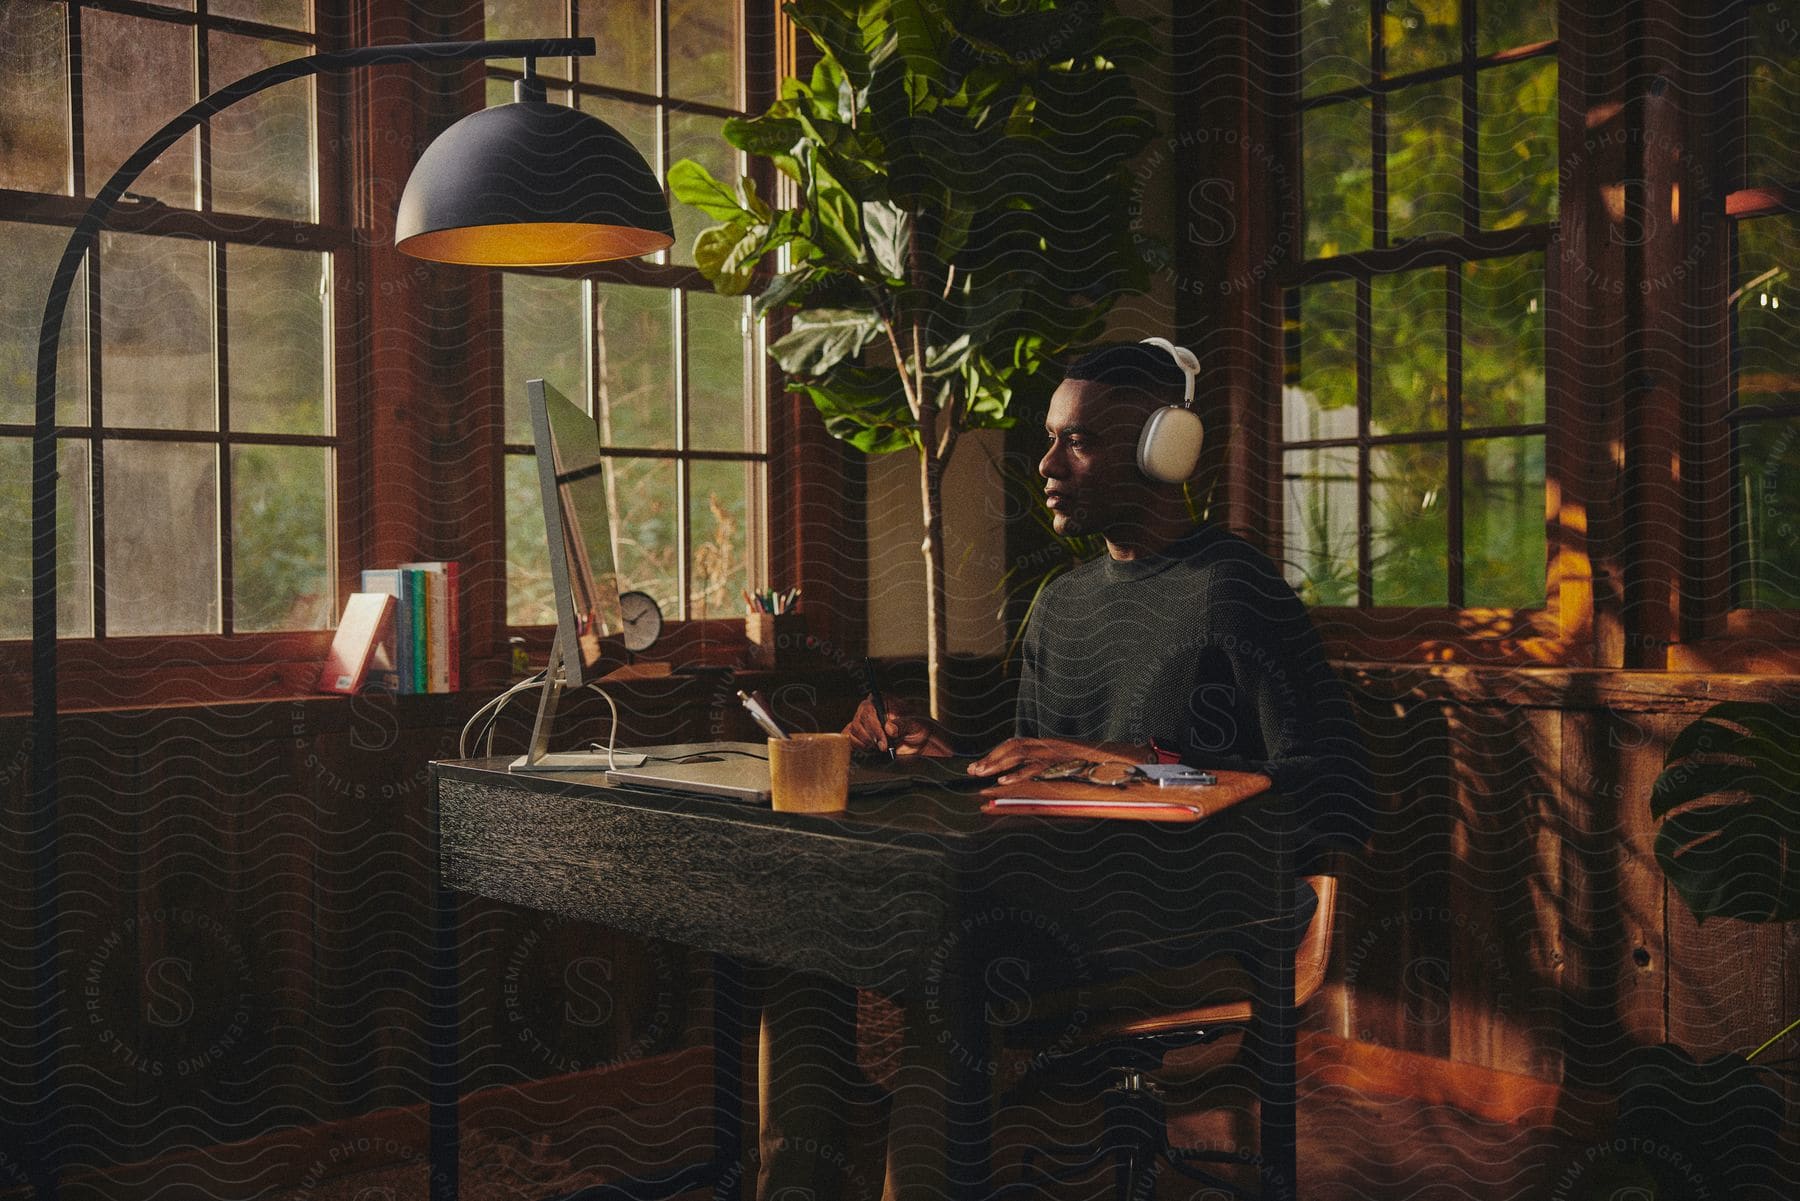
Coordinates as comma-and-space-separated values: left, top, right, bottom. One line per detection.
318, 592, 397, 695
979, 771, 1271, 822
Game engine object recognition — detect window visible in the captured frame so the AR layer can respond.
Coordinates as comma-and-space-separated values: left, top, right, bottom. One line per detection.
1278, 1, 1557, 611
486, 1, 768, 631
1725, 0, 1799, 611
0, 0, 339, 640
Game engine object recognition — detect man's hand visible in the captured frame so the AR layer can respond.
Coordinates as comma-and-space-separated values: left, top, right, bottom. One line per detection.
842, 696, 956, 757
968, 737, 1151, 786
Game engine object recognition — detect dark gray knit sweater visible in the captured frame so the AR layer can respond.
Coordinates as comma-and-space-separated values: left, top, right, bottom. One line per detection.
1016, 522, 1372, 854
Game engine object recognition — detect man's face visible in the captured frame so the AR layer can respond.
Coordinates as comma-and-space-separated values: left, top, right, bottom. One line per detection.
1037, 379, 1158, 538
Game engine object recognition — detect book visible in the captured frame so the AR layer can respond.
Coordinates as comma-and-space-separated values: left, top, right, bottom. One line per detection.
401, 561, 459, 692
406, 568, 426, 694
318, 592, 397, 695
360, 569, 410, 693
978, 770, 1272, 822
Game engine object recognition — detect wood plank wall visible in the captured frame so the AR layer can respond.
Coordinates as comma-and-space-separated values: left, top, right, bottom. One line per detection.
3, 663, 1796, 1183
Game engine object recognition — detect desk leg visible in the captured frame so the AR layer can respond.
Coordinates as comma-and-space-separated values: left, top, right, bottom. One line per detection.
712, 954, 747, 1201
1250, 870, 1298, 1201
943, 940, 993, 1200
429, 864, 461, 1201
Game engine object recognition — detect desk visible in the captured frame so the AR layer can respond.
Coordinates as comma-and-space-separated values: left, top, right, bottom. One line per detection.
429, 756, 1300, 1200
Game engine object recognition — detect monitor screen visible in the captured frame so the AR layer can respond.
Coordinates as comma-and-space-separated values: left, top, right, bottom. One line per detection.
527, 377, 623, 687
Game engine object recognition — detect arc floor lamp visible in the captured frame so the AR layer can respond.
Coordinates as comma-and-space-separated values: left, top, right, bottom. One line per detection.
27, 37, 673, 1199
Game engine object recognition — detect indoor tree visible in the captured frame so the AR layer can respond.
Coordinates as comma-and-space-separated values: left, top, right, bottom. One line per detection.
671, 0, 1155, 716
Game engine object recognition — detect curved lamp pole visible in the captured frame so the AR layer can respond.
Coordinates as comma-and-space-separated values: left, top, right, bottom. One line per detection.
28, 38, 672, 1198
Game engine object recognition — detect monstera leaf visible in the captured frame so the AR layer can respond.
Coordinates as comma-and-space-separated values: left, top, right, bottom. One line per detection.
1649, 702, 1800, 922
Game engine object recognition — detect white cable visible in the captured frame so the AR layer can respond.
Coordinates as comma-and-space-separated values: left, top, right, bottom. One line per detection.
459, 674, 624, 765
580, 683, 623, 769
458, 672, 546, 758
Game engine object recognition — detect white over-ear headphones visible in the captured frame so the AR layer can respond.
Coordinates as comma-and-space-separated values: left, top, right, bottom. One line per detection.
1136, 337, 1205, 483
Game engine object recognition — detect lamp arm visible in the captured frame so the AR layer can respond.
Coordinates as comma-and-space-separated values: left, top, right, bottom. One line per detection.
24, 36, 593, 1195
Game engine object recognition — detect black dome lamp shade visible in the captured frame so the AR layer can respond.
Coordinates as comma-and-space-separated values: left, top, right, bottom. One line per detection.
395, 62, 674, 266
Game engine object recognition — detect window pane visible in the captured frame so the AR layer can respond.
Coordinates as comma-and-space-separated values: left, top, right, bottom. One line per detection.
1746, 0, 1800, 190
1388, 77, 1461, 242
610, 456, 678, 616
101, 232, 214, 431
1477, 0, 1555, 56
668, 0, 740, 109
506, 452, 556, 627
1370, 441, 1447, 606
503, 274, 587, 444
687, 458, 750, 619
1734, 214, 1797, 411
1283, 281, 1358, 439
207, 1, 311, 30
0, 0, 70, 193
232, 443, 330, 631
84, 9, 197, 206
1282, 446, 1358, 607
104, 439, 218, 635
1371, 268, 1446, 434
596, 283, 677, 448
1300, 0, 1369, 96
1464, 435, 1545, 608
1734, 417, 1800, 610
578, 0, 658, 96
208, 33, 314, 222
1462, 253, 1545, 427
687, 291, 751, 452
226, 246, 328, 434
1383, 0, 1459, 77
1478, 58, 1557, 229
0, 437, 93, 638
581, 93, 660, 167
2, 221, 90, 426
1303, 98, 1372, 259
669, 110, 739, 267
484, 0, 570, 80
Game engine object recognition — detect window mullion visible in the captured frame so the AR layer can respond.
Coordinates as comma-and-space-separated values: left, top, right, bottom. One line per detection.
1356, 275, 1372, 607
87, 231, 106, 639
1447, 265, 1465, 608
215, 241, 233, 635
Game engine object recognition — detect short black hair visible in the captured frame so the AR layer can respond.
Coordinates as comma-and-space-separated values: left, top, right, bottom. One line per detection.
1063, 341, 1188, 403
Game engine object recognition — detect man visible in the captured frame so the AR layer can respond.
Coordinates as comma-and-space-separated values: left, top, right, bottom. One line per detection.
763, 340, 1368, 1200
847, 339, 1369, 858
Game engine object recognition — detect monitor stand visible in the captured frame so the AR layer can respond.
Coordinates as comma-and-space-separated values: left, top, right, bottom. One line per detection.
509, 628, 647, 772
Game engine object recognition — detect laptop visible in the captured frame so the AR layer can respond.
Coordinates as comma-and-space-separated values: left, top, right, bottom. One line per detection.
604, 743, 987, 803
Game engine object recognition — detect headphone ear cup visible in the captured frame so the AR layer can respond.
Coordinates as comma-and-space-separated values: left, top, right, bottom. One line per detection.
1136, 406, 1206, 483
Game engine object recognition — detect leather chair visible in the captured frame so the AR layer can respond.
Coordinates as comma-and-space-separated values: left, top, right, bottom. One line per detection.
998, 874, 1339, 1201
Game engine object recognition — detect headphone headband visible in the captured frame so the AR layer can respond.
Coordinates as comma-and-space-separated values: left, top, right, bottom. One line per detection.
1139, 337, 1199, 407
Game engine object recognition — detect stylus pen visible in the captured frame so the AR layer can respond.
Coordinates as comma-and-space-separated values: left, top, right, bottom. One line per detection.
862, 656, 896, 761
737, 690, 787, 740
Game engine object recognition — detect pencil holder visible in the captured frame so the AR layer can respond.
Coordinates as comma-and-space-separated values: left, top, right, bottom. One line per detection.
745, 611, 805, 669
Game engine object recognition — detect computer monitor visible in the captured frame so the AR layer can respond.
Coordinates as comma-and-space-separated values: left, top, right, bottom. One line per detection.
513, 377, 643, 771
527, 376, 624, 689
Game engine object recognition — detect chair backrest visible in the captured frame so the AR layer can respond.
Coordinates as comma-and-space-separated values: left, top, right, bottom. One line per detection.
1293, 874, 1337, 1007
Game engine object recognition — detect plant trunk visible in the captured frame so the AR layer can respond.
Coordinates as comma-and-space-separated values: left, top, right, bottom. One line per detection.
918, 443, 949, 720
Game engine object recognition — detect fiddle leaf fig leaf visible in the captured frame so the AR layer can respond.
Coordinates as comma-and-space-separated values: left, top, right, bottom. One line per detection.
668, 158, 750, 222
863, 200, 911, 280
768, 307, 882, 376
693, 219, 775, 295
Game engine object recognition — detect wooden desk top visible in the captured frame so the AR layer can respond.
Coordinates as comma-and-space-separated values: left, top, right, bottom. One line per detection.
434, 757, 1296, 996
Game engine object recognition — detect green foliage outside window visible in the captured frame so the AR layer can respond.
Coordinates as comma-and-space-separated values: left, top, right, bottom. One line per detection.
1284, 0, 1556, 611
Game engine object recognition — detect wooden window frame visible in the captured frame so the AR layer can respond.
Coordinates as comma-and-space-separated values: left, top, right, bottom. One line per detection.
1668, 0, 1800, 674
1265, 1, 1572, 666
0, 0, 363, 709
492, 0, 776, 651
